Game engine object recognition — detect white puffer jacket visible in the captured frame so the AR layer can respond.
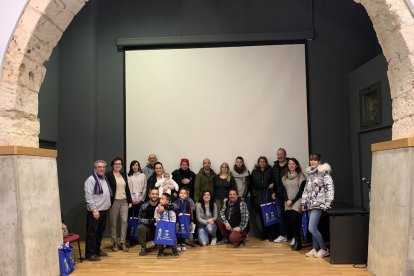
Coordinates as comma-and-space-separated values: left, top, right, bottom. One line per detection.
301, 163, 334, 210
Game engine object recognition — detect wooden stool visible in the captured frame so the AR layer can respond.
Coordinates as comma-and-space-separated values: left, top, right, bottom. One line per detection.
63, 233, 82, 263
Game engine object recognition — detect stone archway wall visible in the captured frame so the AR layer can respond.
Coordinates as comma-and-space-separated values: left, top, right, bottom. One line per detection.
356, 0, 414, 139
0, 0, 413, 145
0, 0, 86, 147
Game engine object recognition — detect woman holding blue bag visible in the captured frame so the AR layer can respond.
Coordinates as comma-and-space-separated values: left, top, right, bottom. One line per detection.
250, 156, 277, 241
301, 153, 334, 258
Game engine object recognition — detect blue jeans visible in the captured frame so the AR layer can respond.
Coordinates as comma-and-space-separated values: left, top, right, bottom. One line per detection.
308, 209, 326, 251
197, 223, 217, 245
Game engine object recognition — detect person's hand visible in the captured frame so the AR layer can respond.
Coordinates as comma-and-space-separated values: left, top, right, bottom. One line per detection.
268, 183, 274, 189
157, 205, 165, 213
271, 193, 276, 200
173, 192, 177, 198
128, 203, 132, 208
223, 198, 228, 203
225, 222, 232, 231
163, 187, 168, 192
286, 200, 293, 207
132, 199, 138, 205
137, 199, 142, 204
301, 206, 307, 212
232, 227, 241, 232
92, 210, 100, 220
182, 178, 190, 185
207, 218, 214, 224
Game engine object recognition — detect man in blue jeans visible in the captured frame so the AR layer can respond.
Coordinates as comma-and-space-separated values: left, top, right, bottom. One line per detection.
272, 148, 288, 243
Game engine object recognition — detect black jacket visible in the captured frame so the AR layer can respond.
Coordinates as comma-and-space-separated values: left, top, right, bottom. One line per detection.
172, 168, 196, 199
106, 171, 132, 204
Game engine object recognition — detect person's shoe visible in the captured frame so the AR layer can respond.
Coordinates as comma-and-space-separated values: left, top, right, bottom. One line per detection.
120, 243, 129, 252
273, 236, 287, 243
157, 249, 164, 258
188, 240, 197, 247
112, 242, 118, 251
172, 248, 179, 257
201, 242, 207, 246
97, 250, 108, 256
305, 248, 318, 257
315, 248, 330, 258
236, 240, 247, 247
210, 238, 217, 246
139, 247, 147, 256
217, 238, 229, 245
86, 254, 101, 261
176, 245, 182, 252
292, 242, 302, 251
290, 238, 296, 246
181, 244, 187, 251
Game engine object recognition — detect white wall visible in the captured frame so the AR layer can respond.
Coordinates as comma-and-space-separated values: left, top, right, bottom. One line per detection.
125, 44, 309, 172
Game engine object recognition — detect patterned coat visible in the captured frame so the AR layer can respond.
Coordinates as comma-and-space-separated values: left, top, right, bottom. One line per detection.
301, 163, 334, 211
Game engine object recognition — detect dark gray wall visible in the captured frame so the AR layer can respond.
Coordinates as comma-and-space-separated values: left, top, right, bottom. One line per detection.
348, 54, 392, 209
39, 0, 382, 235
39, 47, 59, 143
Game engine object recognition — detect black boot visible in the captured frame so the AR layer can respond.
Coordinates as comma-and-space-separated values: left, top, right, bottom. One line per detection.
292, 236, 302, 251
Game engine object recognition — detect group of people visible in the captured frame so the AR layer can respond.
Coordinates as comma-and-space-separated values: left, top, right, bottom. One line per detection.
83, 149, 334, 261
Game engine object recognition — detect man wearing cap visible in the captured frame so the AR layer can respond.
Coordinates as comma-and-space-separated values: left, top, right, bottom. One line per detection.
172, 158, 196, 199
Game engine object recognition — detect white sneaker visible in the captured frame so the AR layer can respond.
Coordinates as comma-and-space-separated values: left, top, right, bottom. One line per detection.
273, 236, 287, 243
305, 248, 318, 257
181, 245, 187, 251
210, 238, 217, 246
315, 248, 329, 258
290, 238, 295, 246
176, 246, 182, 252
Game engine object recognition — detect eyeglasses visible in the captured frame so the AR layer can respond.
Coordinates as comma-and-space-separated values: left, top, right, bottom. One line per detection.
96, 166, 106, 169
114, 163, 122, 166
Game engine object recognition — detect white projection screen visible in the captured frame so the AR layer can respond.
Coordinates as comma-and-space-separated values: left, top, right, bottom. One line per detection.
125, 44, 309, 173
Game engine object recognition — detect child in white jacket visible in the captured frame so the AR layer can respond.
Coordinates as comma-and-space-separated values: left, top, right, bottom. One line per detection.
155, 173, 179, 198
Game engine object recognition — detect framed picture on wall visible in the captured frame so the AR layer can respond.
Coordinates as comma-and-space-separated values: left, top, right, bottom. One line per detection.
360, 82, 382, 128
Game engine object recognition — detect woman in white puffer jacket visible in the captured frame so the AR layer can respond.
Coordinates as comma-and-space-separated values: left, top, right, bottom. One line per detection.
301, 153, 334, 258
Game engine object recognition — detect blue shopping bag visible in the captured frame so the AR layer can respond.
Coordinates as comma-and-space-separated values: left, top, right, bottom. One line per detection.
302, 210, 309, 240
58, 242, 74, 276
176, 213, 191, 239
260, 202, 279, 227
154, 212, 176, 246
127, 209, 139, 242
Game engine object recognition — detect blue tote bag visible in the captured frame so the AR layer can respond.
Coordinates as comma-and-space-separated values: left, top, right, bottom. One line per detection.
176, 213, 191, 239
260, 190, 279, 227
127, 208, 139, 242
58, 242, 75, 276
154, 212, 176, 246
302, 210, 309, 240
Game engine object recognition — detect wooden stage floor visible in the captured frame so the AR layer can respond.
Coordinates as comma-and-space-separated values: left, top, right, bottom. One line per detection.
71, 238, 370, 276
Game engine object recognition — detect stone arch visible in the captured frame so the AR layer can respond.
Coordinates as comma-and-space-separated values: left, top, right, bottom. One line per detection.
1, 0, 413, 145
0, 0, 413, 275
355, 0, 414, 139
0, 0, 86, 147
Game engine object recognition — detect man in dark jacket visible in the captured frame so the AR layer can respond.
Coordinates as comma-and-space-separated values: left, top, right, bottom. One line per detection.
137, 188, 178, 256
172, 158, 196, 199
216, 189, 249, 247
272, 148, 288, 243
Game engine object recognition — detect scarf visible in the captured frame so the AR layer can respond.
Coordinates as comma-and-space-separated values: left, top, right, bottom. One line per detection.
92, 170, 113, 196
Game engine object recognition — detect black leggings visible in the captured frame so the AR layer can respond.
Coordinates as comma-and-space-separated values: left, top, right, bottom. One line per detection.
285, 210, 301, 240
